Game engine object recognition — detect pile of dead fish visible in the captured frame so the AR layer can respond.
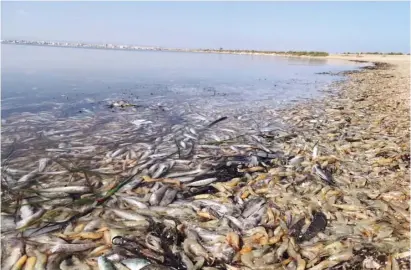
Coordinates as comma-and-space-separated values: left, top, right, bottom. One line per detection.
1, 63, 410, 270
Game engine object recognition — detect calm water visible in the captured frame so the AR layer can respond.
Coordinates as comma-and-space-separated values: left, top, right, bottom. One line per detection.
2, 44, 363, 119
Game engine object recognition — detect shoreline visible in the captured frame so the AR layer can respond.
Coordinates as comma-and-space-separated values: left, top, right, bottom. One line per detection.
1, 52, 410, 268
3, 41, 408, 63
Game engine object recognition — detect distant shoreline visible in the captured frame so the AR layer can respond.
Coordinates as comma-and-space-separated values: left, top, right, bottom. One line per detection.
2, 40, 329, 57
2, 40, 409, 66
4, 39, 405, 59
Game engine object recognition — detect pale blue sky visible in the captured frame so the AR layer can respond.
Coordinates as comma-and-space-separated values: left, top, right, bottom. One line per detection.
2, 1, 410, 53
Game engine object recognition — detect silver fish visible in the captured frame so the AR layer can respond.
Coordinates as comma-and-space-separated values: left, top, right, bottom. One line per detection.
121, 196, 148, 209
312, 164, 334, 185
121, 258, 151, 270
185, 177, 217, 187
111, 209, 147, 221
98, 256, 116, 270
39, 186, 91, 194
149, 185, 168, 206
152, 163, 169, 179
16, 208, 46, 229
159, 189, 178, 206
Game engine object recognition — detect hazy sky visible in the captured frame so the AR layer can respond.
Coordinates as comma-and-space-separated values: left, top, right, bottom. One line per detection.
2, 1, 410, 53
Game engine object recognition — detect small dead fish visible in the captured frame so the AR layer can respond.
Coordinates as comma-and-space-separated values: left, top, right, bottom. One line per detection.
149, 185, 168, 206
33, 250, 47, 270
312, 144, 319, 159
39, 186, 91, 194
242, 198, 266, 218
111, 148, 127, 158
19, 199, 34, 220
185, 178, 217, 187
289, 155, 304, 166
11, 255, 27, 270
166, 166, 206, 178
189, 128, 197, 135
111, 209, 147, 221
121, 258, 151, 270
60, 256, 90, 270
297, 211, 327, 243
312, 164, 335, 185
50, 243, 97, 253
1, 241, 24, 270
16, 208, 46, 230
83, 219, 102, 232
23, 256, 37, 270
184, 133, 198, 140
121, 197, 148, 209
17, 170, 38, 183
207, 116, 228, 128
180, 252, 194, 270
98, 256, 116, 270
151, 164, 168, 179
38, 158, 51, 172
159, 189, 178, 206
183, 238, 209, 260
289, 217, 306, 238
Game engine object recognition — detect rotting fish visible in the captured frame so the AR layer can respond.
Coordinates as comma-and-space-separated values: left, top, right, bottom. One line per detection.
184, 178, 218, 187
121, 258, 151, 270
297, 211, 328, 243
16, 208, 46, 230
149, 185, 169, 206
98, 256, 116, 270
159, 189, 178, 206
312, 164, 335, 185
50, 243, 98, 254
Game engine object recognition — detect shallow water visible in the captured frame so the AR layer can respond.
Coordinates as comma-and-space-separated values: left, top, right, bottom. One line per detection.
2, 44, 363, 120
1, 44, 367, 162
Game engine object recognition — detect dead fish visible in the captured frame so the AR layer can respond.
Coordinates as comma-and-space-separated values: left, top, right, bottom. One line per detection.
289, 155, 304, 166
16, 208, 46, 230
19, 199, 34, 220
207, 116, 228, 128
38, 158, 51, 172
149, 185, 168, 206
121, 258, 151, 270
98, 256, 116, 270
159, 189, 178, 206
289, 217, 306, 238
50, 243, 97, 253
140, 264, 170, 270
60, 256, 91, 270
312, 144, 319, 159
180, 252, 194, 270
297, 211, 327, 243
184, 133, 198, 140
111, 209, 147, 221
111, 148, 127, 158
83, 219, 102, 232
121, 196, 149, 209
17, 170, 38, 183
39, 186, 91, 194
119, 176, 143, 192
1, 241, 24, 270
185, 178, 218, 187
241, 198, 266, 218
312, 164, 335, 185
152, 163, 169, 179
